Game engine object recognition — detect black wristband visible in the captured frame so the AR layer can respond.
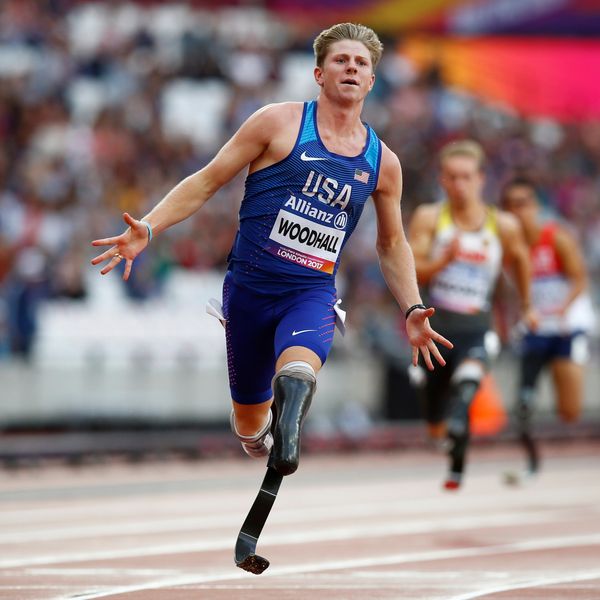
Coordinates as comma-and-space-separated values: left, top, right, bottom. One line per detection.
405, 303, 427, 320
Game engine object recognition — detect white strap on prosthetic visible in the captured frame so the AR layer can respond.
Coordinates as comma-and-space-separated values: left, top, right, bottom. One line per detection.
273, 360, 317, 388
230, 409, 273, 443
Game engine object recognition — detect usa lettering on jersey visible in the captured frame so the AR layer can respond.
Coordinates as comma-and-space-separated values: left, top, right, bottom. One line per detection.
302, 170, 352, 210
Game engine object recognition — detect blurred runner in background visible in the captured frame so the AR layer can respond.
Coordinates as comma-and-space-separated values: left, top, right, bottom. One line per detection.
501, 177, 595, 483
409, 140, 536, 490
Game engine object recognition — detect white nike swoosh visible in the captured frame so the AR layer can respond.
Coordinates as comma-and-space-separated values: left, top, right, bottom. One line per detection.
291, 329, 318, 336
300, 151, 327, 162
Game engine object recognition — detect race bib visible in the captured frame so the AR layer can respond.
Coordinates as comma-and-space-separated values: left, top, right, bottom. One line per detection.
265, 210, 345, 273
532, 276, 569, 315
429, 262, 491, 313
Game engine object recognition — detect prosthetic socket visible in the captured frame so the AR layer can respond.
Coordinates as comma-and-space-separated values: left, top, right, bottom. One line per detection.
269, 361, 316, 476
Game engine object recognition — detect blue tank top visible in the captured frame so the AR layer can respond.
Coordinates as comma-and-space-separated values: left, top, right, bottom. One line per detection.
228, 100, 382, 294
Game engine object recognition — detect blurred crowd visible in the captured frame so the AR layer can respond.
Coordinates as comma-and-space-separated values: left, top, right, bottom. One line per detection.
1, 0, 599, 360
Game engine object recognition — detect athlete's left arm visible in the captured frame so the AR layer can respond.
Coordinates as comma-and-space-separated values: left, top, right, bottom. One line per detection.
371, 144, 452, 369
497, 211, 536, 328
554, 226, 588, 312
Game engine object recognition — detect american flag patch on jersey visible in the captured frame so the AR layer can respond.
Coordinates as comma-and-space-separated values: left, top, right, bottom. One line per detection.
354, 169, 369, 183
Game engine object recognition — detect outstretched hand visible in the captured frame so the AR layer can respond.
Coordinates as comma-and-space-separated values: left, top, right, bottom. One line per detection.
405, 307, 453, 370
90, 212, 150, 280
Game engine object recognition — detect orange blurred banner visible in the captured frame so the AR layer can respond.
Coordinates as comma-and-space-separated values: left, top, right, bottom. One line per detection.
404, 37, 600, 121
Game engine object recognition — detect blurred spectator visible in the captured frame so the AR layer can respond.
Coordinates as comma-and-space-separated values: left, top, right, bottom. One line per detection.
5, 246, 49, 359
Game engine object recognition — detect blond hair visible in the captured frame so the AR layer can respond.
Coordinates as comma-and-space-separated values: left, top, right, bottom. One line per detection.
439, 139, 486, 171
313, 23, 384, 70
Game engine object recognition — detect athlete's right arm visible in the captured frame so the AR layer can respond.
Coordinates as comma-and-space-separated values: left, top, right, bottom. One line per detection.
91, 104, 291, 279
142, 107, 279, 232
553, 226, 588, 314
408, 204, 456, 285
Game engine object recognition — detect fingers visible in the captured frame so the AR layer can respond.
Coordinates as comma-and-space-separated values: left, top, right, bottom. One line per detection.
91, 247, 119, 266
420, 344, 434, 371
412, 328, 452, 370
123, 258, 132, 281
432, 331, 453, 349
413, 341, 447, 370
90, 236, 136, 279
100, 253, 123, 276
91, 236, 121, 247
123, 212, 137, 228
90, 245, 126, 276
428, 340, 446, 367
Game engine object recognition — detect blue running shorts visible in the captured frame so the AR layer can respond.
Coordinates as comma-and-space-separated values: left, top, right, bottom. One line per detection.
521, 331, 588, 363
222, 271, 337, 404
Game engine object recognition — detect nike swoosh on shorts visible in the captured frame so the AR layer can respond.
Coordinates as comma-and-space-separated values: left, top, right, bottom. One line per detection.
292, 329, 318, 336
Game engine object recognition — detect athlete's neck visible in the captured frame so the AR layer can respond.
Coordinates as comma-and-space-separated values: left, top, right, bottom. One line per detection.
315, 95, 366, 155
448, 197, 487, 231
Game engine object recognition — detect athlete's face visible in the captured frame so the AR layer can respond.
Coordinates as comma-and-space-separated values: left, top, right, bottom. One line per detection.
315, 40, 375, 102
502, 185, 539, 226
439, 155, 484, 204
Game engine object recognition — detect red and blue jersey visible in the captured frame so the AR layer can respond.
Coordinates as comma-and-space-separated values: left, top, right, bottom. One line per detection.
530, 221, 595, 334
228, 100, 382, 294
530, 222, 567, 328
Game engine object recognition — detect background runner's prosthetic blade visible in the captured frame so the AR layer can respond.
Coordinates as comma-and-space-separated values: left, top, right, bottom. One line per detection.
235, 467, 283, 574
521, 430, 540, 474
503, 432, 540, 486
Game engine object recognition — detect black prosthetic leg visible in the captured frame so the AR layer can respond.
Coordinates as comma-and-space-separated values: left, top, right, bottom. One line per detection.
234, 466, 283, 574
516, 386, 540, 475
234, 367, 316, 573
269, 373, 316, 476
445, 379, 479, 490
503, 386, 540, 486
503, 351, 546, 486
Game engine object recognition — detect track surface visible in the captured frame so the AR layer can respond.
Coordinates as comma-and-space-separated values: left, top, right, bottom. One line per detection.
0, 442, 599, 599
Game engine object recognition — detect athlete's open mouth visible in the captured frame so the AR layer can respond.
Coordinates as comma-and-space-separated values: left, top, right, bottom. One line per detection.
342, 79, 359, 86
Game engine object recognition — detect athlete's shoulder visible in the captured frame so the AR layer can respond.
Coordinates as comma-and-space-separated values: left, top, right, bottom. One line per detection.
411, 201, 441, 227
551, 221, 574, 241
553, 222, 581, 254
495, 208, 528, 254
378, 140, 400, 171
250, 102, 305, 129
374, 141, 401, 192
496, 208, 521, 235
237, 102, 305, 149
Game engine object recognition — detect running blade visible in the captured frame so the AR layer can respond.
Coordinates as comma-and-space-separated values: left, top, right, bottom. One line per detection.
235, 467, 283, 574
